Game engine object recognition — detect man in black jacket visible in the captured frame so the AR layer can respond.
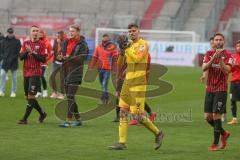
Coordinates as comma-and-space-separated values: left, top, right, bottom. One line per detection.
0, 28, 21, 97
0, 32, 4, 75
58, 24, 89, 127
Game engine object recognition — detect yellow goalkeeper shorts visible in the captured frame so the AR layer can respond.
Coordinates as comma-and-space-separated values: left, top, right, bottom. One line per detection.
119, 81, 147, 114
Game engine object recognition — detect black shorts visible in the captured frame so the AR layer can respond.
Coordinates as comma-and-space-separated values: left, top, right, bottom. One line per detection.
204, 91, 227, 114
24, 76, 40, 96
230, 81, 240, 101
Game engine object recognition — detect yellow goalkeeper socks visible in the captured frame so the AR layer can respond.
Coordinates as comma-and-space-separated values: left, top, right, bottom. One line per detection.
142, 116, 160, 135
119, 117, 128, 144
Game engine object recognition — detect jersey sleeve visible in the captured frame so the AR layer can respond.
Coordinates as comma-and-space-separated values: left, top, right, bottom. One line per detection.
20, 41, 26, 53
224, 52, 233, 67
19, 41, 28, 60
203, 51, 211, 63
89, 46, 99, 69
126, 42, 148, 63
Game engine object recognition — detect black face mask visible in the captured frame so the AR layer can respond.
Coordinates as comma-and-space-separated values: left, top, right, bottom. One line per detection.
39, 37, 44, 40
102, 40, 112, 50
102, 40, 109, 44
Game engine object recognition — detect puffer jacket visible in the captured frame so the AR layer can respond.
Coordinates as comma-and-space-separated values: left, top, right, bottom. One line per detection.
61, 35, 89, 85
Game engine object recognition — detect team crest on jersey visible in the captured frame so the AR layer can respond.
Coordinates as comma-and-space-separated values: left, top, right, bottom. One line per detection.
228, 57, 233, 64
139, 45, 145, 51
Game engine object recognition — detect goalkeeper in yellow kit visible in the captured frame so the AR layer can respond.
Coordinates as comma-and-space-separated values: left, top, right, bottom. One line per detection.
109, 23, 164, 150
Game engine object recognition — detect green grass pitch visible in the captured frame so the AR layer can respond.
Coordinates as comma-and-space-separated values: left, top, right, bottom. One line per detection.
0, 66, 239, 160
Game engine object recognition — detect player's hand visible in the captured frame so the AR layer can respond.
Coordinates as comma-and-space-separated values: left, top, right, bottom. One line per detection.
215, 49, 224, 58
26, 45, 32, 55
211, 49, 222, 60
117, 35, 130, 53
200, 75, 206, 83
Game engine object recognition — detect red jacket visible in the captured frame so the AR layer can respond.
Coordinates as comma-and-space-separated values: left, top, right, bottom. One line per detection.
89, 43, 118, 72
231, 52, 240, 82
40, 31, 53, 66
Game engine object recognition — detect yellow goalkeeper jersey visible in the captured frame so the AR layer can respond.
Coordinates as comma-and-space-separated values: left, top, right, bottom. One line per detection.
124, 38, 149, 82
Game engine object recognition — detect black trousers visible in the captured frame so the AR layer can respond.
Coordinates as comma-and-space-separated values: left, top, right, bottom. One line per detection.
65, 84, 80, 120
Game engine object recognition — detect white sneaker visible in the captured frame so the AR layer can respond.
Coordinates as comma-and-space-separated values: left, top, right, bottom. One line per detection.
50, 92, 57, 98
221, 114, 227, 122
42, 90, 48, 98
57, 93, 65, 100
35, 92, 42, 98
0, 91, 4, 97
10, 92, 16, 98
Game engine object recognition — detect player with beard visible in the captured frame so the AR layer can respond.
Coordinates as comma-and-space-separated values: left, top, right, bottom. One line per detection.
202, 33, 232, 151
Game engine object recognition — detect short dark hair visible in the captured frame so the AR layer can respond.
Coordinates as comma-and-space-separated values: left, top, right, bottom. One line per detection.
31, 25, 39, 28
213, 33, 225, 40
102, 34, 109, 37
236, 40, 240, 45
209, 37, 214, 41
128, 23, 139, 29
57, 30, 64, 35
7, 28, 14, 34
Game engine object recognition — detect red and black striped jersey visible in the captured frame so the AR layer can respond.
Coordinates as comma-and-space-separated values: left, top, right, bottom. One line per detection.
203, 50, 233, 92
20, 40, 46, 77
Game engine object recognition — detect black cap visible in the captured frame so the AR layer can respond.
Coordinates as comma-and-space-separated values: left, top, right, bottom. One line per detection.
7, 28, 14, 34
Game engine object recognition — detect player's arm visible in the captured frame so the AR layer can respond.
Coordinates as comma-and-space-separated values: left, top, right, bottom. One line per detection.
200, 70, 208, 83
32, 53, 46, 63
202, 50, 221, 71
19, 42, 28, 61
89, 47, 99, 69
219, 56, 232, 74
32, 44, 47, 63
202, 58, 214, 72
126, 43, 148, 63
111, 46, 118, 74
116, 54, 126, 78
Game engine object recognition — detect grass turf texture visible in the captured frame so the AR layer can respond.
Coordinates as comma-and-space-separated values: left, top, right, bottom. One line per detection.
0, 66, 239, 160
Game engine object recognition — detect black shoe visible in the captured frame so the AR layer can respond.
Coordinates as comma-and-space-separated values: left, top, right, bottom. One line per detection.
101, 98, 109, 105
39, 112, 47, 123
109, 143, 127, 150
155, 131, 164, 150
112, 117, 120, 122
18, 119, 27, 125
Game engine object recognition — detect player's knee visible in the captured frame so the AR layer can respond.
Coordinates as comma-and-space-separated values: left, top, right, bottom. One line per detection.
120, 109, 128, 118
212, 113, 221, 120
27, 94, 35, 100
204, 113, 213, 121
